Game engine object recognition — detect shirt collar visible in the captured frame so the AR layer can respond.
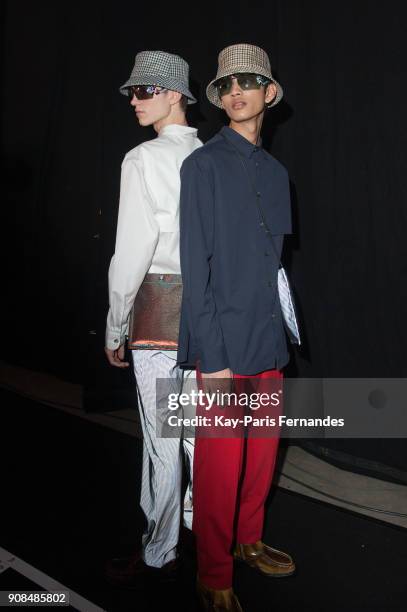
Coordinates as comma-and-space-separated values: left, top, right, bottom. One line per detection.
159, 124, 198, 137
220, 125, 263, 159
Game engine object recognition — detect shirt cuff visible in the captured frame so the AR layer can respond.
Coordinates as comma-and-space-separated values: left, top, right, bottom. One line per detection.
105, 325, 128, 350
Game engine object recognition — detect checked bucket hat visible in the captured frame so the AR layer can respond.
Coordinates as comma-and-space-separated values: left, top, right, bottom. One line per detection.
206, 43, 283, 108
120, 50, 196, 104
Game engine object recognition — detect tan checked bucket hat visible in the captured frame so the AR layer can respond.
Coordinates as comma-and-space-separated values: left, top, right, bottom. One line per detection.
206, 43, 283, 108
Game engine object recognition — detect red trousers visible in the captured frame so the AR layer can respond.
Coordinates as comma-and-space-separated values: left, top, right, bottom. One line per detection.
192, 367, 282, 589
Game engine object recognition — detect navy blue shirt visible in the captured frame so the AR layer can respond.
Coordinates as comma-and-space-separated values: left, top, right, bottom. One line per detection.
177, 126, 292, 375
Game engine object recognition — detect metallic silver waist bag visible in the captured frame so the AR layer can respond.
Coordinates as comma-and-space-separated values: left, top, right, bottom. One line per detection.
128, 273, 183, 350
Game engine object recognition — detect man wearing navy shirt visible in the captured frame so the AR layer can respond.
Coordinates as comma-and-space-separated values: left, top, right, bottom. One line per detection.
178, 44, 296, 611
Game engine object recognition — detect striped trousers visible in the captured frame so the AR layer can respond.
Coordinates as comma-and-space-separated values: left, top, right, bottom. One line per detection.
132, 349, 195, 568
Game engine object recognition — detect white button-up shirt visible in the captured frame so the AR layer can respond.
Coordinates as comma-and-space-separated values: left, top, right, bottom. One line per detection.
106, 124, 202, 350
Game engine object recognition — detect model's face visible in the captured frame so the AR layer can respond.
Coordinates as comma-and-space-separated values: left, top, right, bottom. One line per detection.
219, 76, 277, 123
129, 87, 172, 127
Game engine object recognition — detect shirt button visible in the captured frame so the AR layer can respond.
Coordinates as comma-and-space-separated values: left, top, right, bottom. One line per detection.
271, 313, 276, 319
265, 251, 270, 256
256, 191, 261, 197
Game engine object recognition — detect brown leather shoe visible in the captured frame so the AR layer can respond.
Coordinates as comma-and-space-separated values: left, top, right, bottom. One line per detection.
197, 578, 243, 612
105, 551, 180, 588
234, 540, 295, 578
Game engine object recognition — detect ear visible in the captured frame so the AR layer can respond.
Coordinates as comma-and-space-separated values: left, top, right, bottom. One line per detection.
265, 82, 277, 106
168, 90, 182, 106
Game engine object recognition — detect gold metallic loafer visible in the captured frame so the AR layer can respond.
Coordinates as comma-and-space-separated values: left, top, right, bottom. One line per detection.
197, 578, 243, 611
234, 540, 295, 578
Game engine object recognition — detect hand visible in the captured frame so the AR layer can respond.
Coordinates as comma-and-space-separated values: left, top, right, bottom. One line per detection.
104, 344, 129, 368
201, 368, 233, 396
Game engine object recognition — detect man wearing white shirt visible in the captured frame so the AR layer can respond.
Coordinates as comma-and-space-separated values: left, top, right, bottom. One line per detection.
104, 50, 202, 586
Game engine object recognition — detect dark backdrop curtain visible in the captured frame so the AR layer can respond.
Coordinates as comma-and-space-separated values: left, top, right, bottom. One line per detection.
1, 1, 406, 475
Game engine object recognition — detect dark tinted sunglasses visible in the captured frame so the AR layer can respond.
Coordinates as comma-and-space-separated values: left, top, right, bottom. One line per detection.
127, 85, 167, 100
215, 73, 271, 98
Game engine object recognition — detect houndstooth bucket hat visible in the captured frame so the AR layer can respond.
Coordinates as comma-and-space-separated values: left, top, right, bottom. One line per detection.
120, 50, 196, 104
206, 43, 283, 108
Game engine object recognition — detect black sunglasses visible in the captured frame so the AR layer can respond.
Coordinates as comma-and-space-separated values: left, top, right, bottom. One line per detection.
127, 85, 167, 100
215, 73, 271, 98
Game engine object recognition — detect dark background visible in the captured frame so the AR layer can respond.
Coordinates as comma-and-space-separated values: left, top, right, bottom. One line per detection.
1, 1, 406, 476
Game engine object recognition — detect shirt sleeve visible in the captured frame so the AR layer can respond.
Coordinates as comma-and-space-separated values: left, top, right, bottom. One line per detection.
105, 153, 159, 350
179, 156, 229, 373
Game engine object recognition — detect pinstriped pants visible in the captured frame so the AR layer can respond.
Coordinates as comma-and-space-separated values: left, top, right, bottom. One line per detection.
132, 349, 195, 568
